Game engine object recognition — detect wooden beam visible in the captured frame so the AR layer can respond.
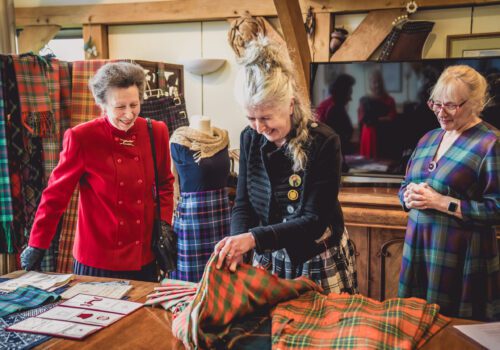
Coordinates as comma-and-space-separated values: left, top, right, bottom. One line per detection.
309, 12, 331, 62
83, 24, 109, 59
273, 0, 311, 103
261, 17, 285, 47
15, 0, 500, 27
17, 24, 60, 54
331, 9, 403, 62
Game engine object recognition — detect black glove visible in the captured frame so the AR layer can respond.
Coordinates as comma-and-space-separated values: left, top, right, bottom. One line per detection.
20, 246, 46, 271
160, 221, 175, 241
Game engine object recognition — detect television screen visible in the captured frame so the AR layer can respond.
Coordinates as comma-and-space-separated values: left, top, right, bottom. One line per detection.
310, 58, 500, 183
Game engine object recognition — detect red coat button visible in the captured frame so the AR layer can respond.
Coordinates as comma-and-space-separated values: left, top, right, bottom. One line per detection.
118, 200, 123, 205
135, 240, 140, 245
118, 241, 123, 246
137, 179, 143, 184
134, 156, 139, 161
119, 181, 124, 186
114, 137, 119, 142
137, 199, 142, 204
132, 135, 136, 140
117, 158, 122, 164
136, 219, 141, 224
119, 220, 124, 226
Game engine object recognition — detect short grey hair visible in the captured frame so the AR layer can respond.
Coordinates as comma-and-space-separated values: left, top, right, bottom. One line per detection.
89, 62, 146, 106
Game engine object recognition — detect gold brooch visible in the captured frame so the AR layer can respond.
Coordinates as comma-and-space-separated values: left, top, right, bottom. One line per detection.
119, 139, 135, 147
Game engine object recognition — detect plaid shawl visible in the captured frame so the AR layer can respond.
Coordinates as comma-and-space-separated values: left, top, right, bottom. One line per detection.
0, 60, 13, 250
57, 59, 112, 273
163, 254, 320, 349
272, 292, 450, 350
0, 285, 60, 317
11, 55, 55, 137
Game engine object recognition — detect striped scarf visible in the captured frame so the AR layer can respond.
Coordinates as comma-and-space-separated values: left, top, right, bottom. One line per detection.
170, 126, 229, 163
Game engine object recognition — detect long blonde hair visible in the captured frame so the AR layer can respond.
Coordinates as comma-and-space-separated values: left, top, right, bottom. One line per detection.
234, 36, 312, 172
430, 65, 488, 116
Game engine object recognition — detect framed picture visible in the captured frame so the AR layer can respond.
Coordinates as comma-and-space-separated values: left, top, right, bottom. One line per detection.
381, 62, 402, 93
446, 32, 500, 58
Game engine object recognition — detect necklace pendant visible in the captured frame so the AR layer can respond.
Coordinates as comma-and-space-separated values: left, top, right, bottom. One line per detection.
119, 139, 135, 147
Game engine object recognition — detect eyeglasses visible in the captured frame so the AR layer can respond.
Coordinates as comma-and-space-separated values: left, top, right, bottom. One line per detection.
427, 99, 467, 114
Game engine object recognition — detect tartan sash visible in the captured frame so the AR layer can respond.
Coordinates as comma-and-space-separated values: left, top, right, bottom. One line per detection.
272, 292, 450, 349
11, 55, 55, 137
168, 254, 320, 349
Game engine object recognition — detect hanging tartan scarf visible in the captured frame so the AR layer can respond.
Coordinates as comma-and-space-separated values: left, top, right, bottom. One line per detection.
271, 292, 450, 349
1, 55, 25, 252
11, 54, 55, 138
157, 254, 320, 349
0, 59, 13, 253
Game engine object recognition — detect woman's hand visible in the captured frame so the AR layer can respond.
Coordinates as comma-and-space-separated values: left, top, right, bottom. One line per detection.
214, 233, 256, 272
404, 182, 443, 210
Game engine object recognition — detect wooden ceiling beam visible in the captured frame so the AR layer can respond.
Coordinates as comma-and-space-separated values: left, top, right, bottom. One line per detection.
15, 0, 500, 27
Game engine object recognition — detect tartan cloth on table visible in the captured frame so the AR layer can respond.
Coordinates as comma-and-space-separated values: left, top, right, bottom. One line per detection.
170, 254, 320, 349
271, 291, 450, 350
0, 59, 13, 252
140, 95, 189, 136
11, 55, 55, 138
1, 55, 26, 252
170, 189, 231, 283
0, 286, 60, 317
56, 59, 113, 273
0, 302, 59, 350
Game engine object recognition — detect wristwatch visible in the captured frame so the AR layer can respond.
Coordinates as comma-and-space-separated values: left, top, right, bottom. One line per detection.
448, 201, 458, 213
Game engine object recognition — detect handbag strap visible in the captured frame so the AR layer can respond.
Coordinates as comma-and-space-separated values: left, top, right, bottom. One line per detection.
146, 118, 162, 231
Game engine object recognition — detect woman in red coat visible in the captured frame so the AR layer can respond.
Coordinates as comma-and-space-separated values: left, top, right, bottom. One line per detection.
20, 62, 175, 281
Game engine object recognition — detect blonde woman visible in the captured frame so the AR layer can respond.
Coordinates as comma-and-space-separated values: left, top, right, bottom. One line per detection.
214, 36, 358, 294
399, 65, 499, 320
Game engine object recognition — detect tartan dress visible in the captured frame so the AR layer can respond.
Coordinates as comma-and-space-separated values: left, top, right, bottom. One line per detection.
398, 122, 500, 321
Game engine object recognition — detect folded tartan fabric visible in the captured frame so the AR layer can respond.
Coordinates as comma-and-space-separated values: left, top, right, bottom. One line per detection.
169, 254, 320, 349
271, 291, 450, 350
0, 286, 60, 317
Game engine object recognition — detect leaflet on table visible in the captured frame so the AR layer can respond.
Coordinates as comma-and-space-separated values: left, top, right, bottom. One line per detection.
0, 271, 74, 292
454, 322, 500, 350
6, 317, 101, 340
36, 306, 123, 326
60, 294, 143, 314
61, 282, 132, 299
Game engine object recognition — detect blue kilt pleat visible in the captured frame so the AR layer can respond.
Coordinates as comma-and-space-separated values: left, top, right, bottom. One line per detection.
170, 188, 231, 282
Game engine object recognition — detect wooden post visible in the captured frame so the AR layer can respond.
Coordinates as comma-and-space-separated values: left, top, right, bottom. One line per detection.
309, 12, 331, 62
0, 0, 16, 54
17, 24, 61, 54
83, 24, 109, 60
273, 0, 311, 103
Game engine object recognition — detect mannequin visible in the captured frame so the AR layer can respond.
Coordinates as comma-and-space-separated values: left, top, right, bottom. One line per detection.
169, 117, 231, 282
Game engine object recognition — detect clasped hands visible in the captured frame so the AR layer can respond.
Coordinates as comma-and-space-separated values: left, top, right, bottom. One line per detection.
403, 182, 442, 210
214, 232, 256, 272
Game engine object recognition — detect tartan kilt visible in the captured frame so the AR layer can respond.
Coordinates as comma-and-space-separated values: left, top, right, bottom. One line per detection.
170, 188, 231, 282
254, 228, 358, 294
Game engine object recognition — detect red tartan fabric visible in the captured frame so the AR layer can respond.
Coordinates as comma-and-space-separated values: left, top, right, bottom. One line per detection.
172, 254, 320, 349
271, 291, 450, 350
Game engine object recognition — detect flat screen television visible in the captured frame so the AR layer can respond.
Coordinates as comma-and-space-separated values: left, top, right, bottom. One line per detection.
310, 57, 500, 186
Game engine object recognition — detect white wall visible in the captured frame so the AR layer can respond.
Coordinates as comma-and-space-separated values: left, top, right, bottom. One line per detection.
108, 21, 247, 149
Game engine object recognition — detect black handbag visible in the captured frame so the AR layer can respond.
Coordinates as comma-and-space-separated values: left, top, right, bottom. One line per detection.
147, 118, 177, 274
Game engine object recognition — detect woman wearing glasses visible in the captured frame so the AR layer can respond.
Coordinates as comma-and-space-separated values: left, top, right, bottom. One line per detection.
399, 65, 499, 321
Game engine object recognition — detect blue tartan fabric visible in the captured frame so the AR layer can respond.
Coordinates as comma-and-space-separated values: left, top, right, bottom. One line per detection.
170, 188, 231, 282
0, 286, 60, 317
0, 303, 57, 350
0, 62, 14, 250
398, 123, 500, 321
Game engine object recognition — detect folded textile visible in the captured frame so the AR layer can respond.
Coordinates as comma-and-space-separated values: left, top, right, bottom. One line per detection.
11, 55, 55, 137
170, 254, 320, 349
271, 291, 450, 350
0, 286, 60, 317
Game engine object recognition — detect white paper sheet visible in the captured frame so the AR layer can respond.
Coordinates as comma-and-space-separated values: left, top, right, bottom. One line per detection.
0, 271, 73, 292
454, 322, 500, 350
60, 294, 142, 314
37, 306, 123, 327
61, 283, 132, 299
7, 317, 101, 340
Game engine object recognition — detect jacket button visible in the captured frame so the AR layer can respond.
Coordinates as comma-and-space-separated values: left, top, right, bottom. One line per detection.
119, 181, 124, 186
118, 200, 123, 205
136, 219, 141, 224
137, 179, 143, 184
137, 199, 142, 204
134, 156, 139, 161
114, 137, 119, 142
117, 158, 122, 164
135, 240, 140, 245
119, 220, 124, 226
132, 135, 136, 140
118, 241, 123, 246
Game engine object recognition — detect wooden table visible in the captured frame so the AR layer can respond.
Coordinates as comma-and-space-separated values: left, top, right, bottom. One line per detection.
3, 271, 487, 349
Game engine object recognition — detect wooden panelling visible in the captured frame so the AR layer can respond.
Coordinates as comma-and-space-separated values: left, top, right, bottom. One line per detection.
347, 226, 369, 296
15, 1, 500, 27
17, 24, 60, 54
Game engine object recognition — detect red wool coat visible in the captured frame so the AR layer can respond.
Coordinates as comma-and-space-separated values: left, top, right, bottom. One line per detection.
29, 117, 174, 271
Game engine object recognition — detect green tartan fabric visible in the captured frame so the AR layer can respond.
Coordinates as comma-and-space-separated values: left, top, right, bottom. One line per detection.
11, 55, 55, 137
171, 254, 320, 349
0, 58, 13, 248
271, 291, 450, 350
0, 285, 60, 317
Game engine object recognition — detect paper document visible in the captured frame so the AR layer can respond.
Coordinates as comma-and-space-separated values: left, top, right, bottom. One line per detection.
60, 294, 143, 314
454, 322, 500, 350
0, 271, 73, 292
61, 282, 132, 299
7, 317, 101, 340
